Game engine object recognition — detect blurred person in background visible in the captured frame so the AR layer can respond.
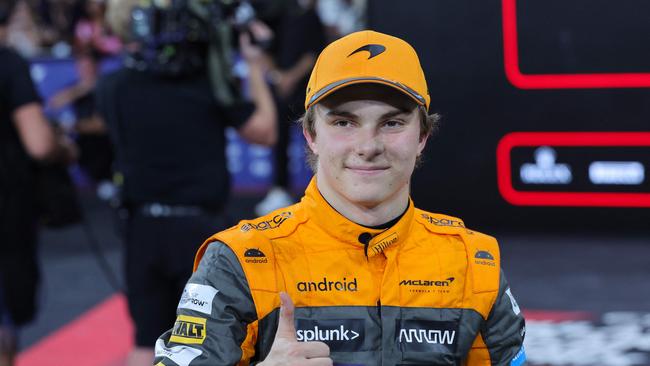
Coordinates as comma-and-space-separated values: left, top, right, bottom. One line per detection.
0, 1, 77, 365
3, 0, 43, 57
37, 0, 85, 54
48, 51, 114, 197
73, 0, 121, 56
254, 0, 326, 215
98, 0, 276, 364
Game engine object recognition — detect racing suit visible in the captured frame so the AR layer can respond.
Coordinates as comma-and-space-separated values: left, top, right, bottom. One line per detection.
154, 178, 526, 365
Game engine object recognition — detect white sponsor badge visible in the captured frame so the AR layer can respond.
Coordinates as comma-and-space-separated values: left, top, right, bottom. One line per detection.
505, 288, 521, 315
155, 339, 202, 366
178, 283, 219, 315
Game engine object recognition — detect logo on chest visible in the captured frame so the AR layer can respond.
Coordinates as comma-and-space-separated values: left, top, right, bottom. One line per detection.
296, 319, 365, 352
399, 277, 455, 294
296, 277, 358, 292
396, 320, 458, 353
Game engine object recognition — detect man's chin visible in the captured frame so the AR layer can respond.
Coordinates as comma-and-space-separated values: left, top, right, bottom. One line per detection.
344, 190, 386, 208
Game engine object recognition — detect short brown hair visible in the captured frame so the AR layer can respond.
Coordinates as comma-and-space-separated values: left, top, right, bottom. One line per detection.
298, 105, 440, 172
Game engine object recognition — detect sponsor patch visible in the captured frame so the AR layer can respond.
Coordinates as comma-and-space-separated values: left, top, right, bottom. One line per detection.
420, 213, 465, 228
475, 250, 496, 266
296, 319, 365, 352
368, 232, 398, 255
400, 277, 455, 294
297, 277, 358, 292
396, 320, 458, 353
154, 339, 202, 366
241, 212, 292, 232
244, 248, 268, 264
505, 288, 521, 315
510, 345, 526, 366
178, 283, 218, 315
170, 315, 207, 345
475, 250, 495, 260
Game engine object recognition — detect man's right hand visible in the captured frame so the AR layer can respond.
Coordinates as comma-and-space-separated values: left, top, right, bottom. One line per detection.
258, 292, 333, 366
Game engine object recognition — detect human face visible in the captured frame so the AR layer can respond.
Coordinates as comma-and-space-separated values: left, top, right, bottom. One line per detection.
304, 84, 428, 212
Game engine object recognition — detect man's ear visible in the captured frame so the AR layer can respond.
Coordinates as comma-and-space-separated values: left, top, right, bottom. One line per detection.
418, 133, 429, 155
303, 127, 318, 155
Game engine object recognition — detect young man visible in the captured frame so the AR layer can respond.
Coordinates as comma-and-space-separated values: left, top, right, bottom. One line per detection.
154, 30, 526, 366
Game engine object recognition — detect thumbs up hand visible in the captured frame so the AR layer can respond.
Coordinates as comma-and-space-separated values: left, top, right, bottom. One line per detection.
258, 292, 332, 366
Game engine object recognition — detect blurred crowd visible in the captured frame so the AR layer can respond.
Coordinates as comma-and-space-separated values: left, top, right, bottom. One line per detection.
3, 0, 365, 59
1, 0, 367, 205
3, 0, 120, 58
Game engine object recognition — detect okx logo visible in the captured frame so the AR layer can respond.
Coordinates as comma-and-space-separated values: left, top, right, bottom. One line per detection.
396, 320, 458, 353
296, 319, 364, 352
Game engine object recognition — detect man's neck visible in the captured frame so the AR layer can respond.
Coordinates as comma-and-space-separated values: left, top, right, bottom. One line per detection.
316, 177, 410, 227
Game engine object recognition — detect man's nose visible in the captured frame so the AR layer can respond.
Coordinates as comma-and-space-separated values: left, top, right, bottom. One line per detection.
355, 130, 384, 158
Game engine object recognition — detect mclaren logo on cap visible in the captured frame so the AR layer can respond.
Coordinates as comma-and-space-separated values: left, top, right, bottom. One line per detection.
348, 44, 386, 59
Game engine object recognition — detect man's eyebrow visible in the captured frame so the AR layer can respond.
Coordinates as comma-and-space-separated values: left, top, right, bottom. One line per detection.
380, 108, 413, 119
326, 110, 358, 119
326, 107, 413, 119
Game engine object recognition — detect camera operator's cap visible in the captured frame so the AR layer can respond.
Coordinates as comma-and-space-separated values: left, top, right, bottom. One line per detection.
305, 30, 430, 111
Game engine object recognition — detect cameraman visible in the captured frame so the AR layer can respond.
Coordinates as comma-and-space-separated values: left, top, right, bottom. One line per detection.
1, 2, 77, 365
99, 1, 276, 364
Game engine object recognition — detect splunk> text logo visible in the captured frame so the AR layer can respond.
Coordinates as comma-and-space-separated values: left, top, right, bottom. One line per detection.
396, 320, 458, 353
475, 250, 496, 267
244, 248, 268, 264
297, 277, 358, 292
295, 319, 365, 352
241, 212, 293, 232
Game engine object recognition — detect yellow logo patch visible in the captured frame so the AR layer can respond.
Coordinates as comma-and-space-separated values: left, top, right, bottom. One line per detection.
170, 315, 207, 345
369, 232, 398, 256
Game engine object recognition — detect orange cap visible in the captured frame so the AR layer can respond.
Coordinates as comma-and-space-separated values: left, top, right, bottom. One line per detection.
304, 30, 430, 111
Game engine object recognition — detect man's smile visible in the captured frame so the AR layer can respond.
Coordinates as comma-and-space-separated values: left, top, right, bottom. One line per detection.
345, 165, 390, 175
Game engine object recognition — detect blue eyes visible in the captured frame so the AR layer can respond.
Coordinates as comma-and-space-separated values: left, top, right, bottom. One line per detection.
331, 120, 405, 128
384, 120, 404, 127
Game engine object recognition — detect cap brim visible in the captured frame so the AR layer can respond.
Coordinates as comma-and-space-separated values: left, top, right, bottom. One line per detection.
306, 77, 427, 110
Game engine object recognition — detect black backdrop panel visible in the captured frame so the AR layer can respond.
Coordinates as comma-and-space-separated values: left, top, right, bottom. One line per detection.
368, 0, 650, 231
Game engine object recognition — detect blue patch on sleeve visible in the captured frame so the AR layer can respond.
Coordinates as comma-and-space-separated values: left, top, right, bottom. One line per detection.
510, 345, 526, 366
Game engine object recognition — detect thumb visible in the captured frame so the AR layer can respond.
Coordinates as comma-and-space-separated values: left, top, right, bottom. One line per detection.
275, 292, 297, 340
